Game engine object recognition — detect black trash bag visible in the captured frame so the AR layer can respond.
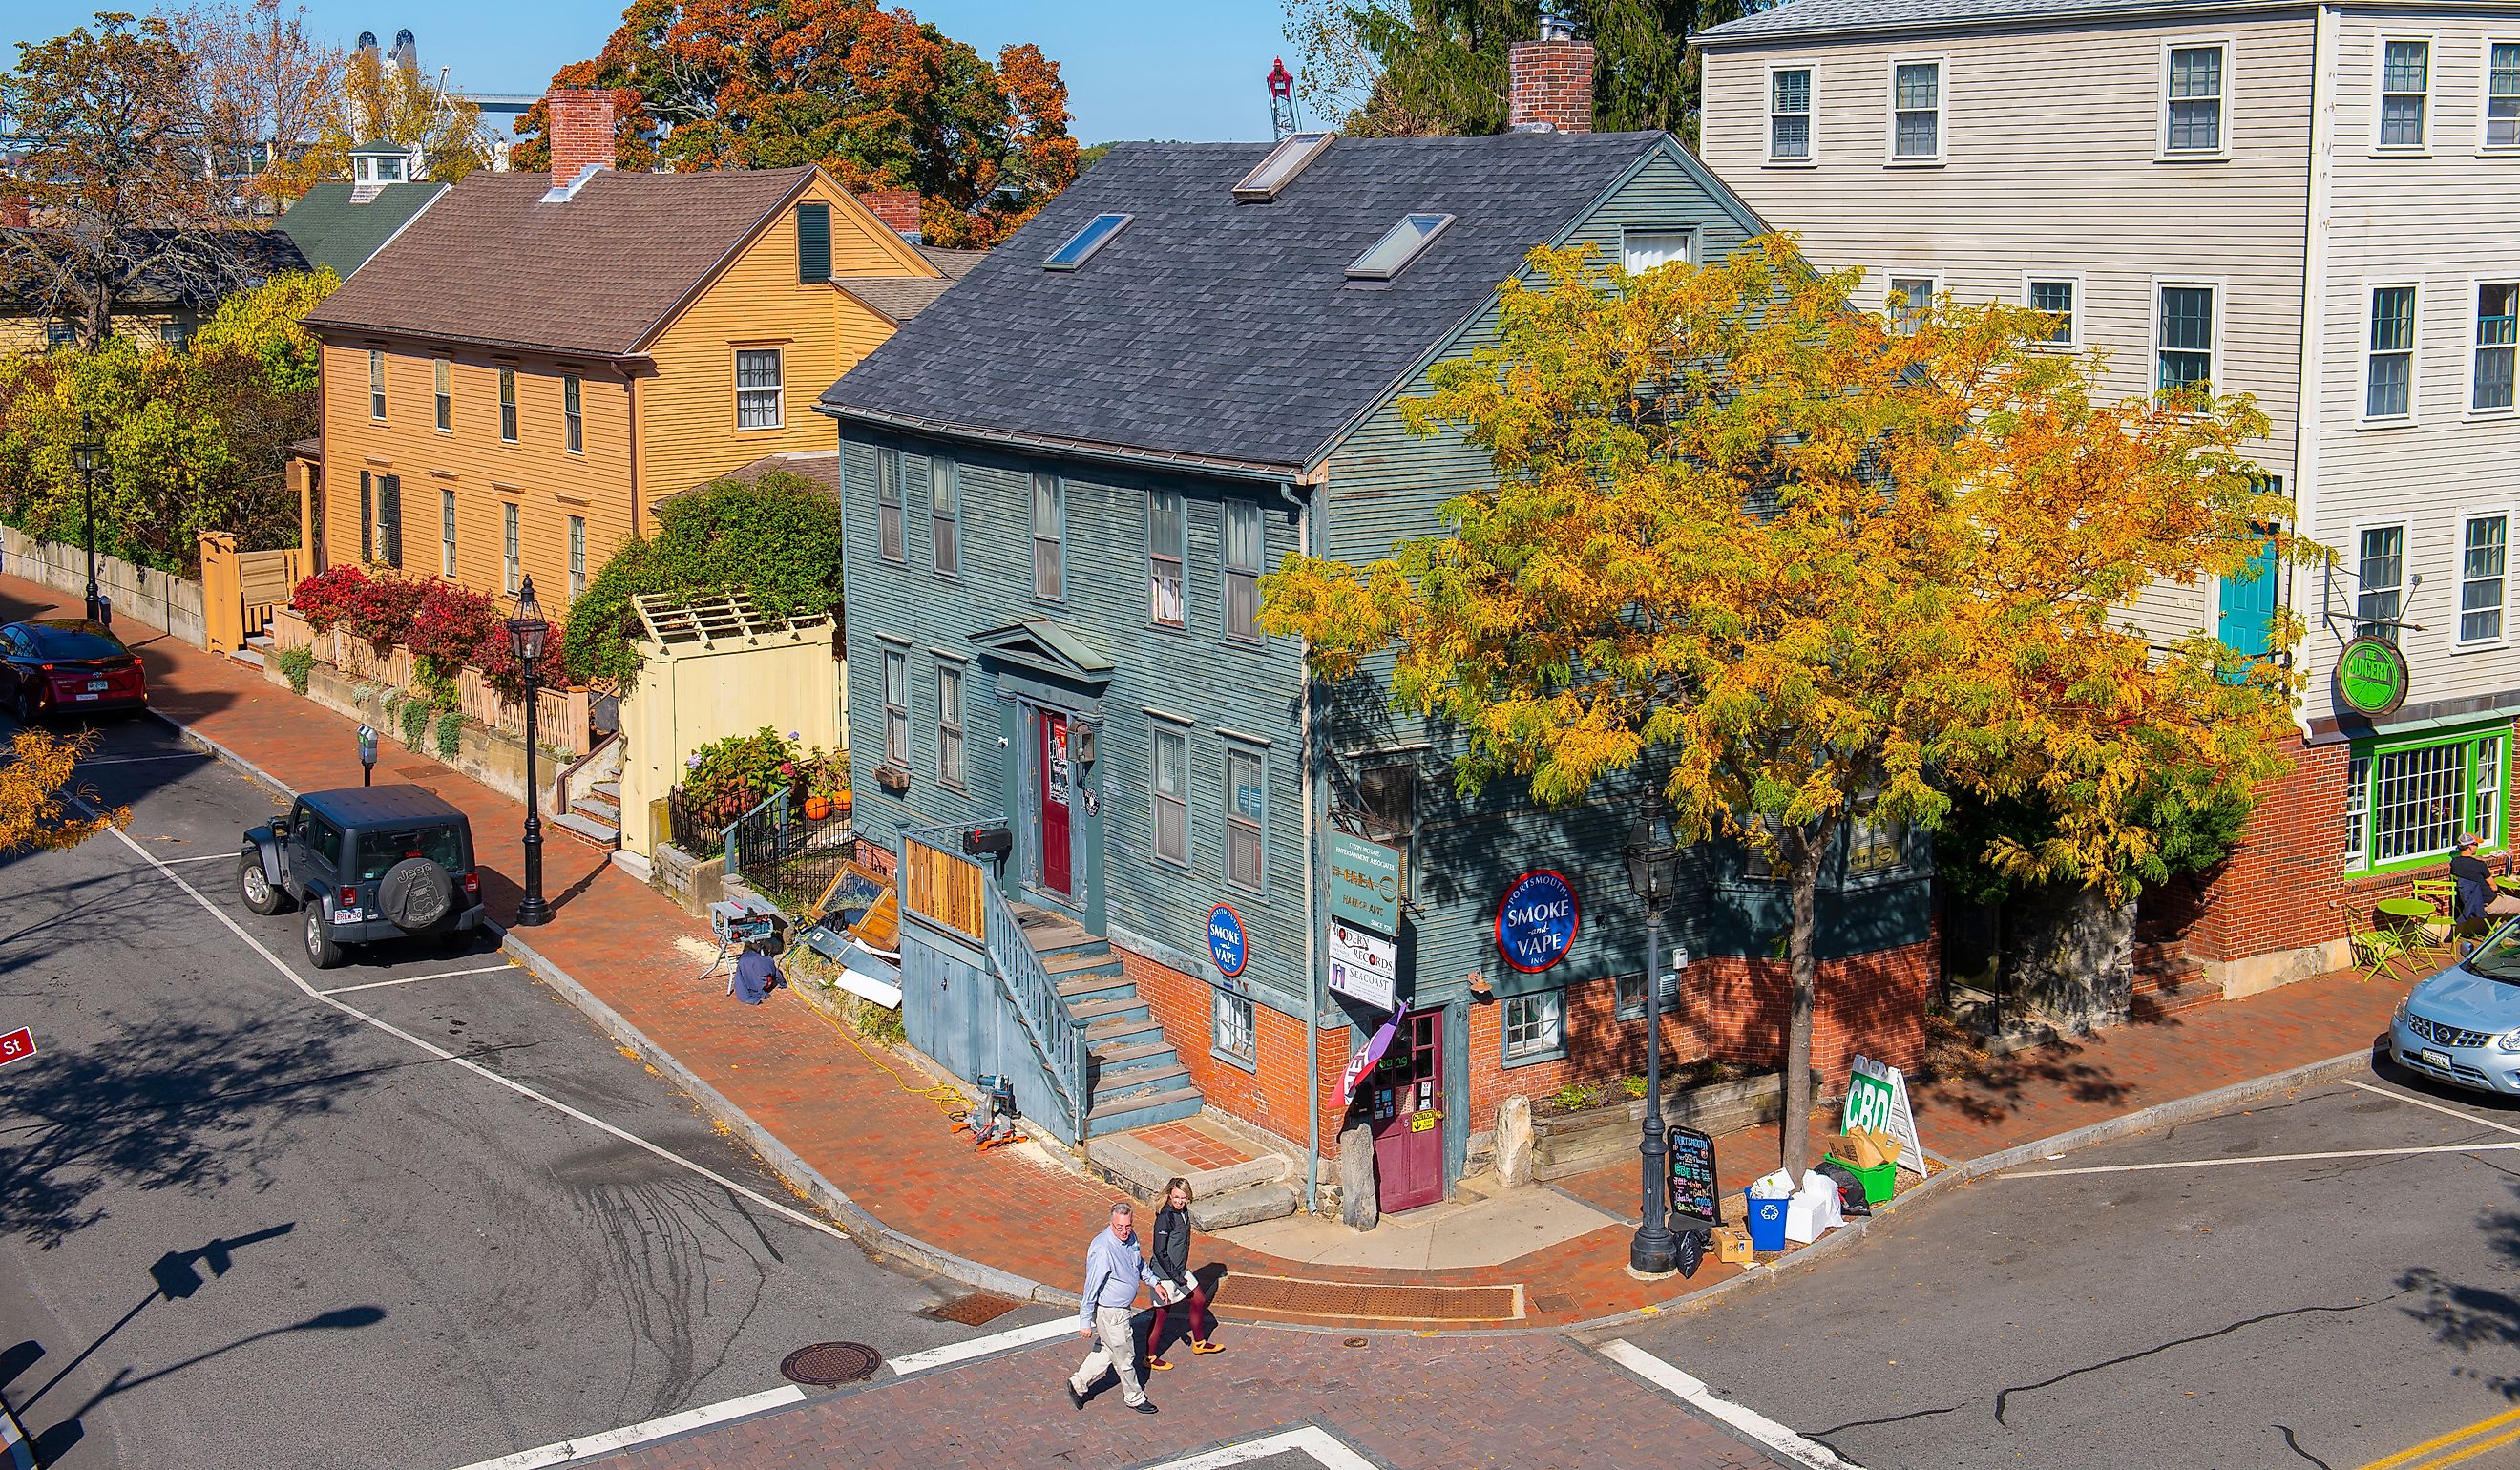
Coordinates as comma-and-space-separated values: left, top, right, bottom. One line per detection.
1674, 1226, 1709, 1279
1815, 1159, 1872, 1218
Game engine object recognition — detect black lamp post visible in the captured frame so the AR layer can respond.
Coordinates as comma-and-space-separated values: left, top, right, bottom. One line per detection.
1625, 810, 1683, 1277
507, 577, 552, 928
72, 412, 102, 623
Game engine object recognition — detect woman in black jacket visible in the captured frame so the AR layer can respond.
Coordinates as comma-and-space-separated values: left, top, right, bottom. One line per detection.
1145, 1177, 1220, 1369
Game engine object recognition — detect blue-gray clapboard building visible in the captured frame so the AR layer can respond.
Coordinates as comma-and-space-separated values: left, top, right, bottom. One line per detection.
817, 114, 1936, 1212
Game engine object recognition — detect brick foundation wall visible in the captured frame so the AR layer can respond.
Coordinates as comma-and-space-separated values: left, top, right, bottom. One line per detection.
1120, 945, 1342, 1163
2187, 738, 2349, 962
1507, 40, 1595, 134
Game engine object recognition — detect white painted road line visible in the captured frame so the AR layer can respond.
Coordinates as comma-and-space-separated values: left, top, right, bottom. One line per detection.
1144, 1426, 1379, 1470
1601, 1339, 1860, 1470
885, 1316, 1073, 1376
450, 1384, 807, 1469
153, 851, 239, 866
317, 962, 520, 996
2005, 1139, 2520, 1178
77, 803, 851, 1249
2347, 1077, 2520, 1138
75, 751, 212, 766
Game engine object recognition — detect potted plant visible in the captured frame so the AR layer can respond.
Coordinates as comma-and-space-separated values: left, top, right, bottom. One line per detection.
801, 746, 850, 820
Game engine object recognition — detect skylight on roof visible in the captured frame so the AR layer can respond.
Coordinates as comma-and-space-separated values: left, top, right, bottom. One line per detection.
1044, 213, 1131, 271
1346, 214, 1455, 282
1233, 132, 1334, 201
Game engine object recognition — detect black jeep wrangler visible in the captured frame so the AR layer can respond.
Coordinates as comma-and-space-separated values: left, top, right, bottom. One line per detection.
238, 786, 487, 968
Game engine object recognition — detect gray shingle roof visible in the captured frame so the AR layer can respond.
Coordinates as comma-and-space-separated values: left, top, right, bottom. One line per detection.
1696, 0, 2291, 44
277, 180, 447, 281
817, 133, 1675, 472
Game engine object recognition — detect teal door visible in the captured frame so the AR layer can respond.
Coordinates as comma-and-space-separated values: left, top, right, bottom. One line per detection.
2218, 536, 2279, 659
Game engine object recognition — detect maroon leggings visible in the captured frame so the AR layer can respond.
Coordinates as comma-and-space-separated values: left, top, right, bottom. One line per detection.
1148, 1283, 1213, 1351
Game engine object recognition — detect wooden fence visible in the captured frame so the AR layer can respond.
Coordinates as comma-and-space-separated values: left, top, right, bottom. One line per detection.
904, 835, 986, 940
265, 604, 592, 759
198, 532, 301, 654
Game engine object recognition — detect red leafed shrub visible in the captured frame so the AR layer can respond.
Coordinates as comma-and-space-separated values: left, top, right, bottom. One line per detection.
405, 581, 505, 685
341, 575, 427, 656
290, 565, 370, 633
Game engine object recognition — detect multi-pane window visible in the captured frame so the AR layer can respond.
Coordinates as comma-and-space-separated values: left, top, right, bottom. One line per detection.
2366, 285, 2417, 419
1223, 499, 1262, 641
1770, 67, 1813, 159
563, 374, 582, 453
930, 457, 958, 576
2028, 279, 2075, 345
2166, 45, 2226, 152
1213, 990, 1256, 1064
1033, 472, 1065, 600
936, 662, 964, 786
568, 515, 586, 601
2357, 524, 2405, 640
1888, 276, 1934, 336
497, 368, 517, 443
1892, 60, 1941, 158
2344, 732, 2510, 872
2480, 739, 2505, 847
2157, 285, 2216, 391
1148, 490, 1186, 625
882, 649, 909, 766
735, 348, 782, 429
1847, 809, 1907, 874
2463, 514, 2509, 643
44, 322, 73, 349
2476, 284, 2517, 410
1616, 970, 1678, 1021
1151, 722, 1189, 865
368, 349, 386, 420
439, 488, 456, 578
359, 471, 374, 561
875, 448, 904, 562
2381, 39, 2429, 148
2345, 752, 2372, 865
2489, 42, 2520, 148
502, 502, 520, 594
1224, 745, 1266, 891
376, 474, 401, 568
1503, 991, 1564, 1061
433, 358, 451, 431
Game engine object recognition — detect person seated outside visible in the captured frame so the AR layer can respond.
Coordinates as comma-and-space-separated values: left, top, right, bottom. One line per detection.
2451, 833, 2495, 956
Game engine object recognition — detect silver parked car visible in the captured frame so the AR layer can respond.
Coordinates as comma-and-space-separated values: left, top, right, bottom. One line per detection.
2392, 926, 2520, 1097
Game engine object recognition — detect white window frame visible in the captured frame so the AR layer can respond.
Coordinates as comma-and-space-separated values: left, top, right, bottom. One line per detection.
439, 487, 456, 578
497, 367, 517, 444
875, 447, 904, 564
2483, 37, 2520, 152
1766, 61, 1817, 165
501, 502, 520, 595
1886, 272, 1939, 336
2374, 34, 2434, 154
1147, 489, 1186, 628
935, 658, 965, 788
1033, 472, 1065, 602
1212, 988, 1256, 1068
2022, 274, 2084, 348
733, 347, 783, 430
2458, 508, 2513, 648
1615, 969, 1679, 1021
2472, 278, 2519, 416
2353, 518, 2409, 640
368, 348, 386, 421
1884, 55, 1945, 164
1222, 498, 1263, 643
882, 647, 909, 766
1502, 990, 1566, 1065
2151, 277, 2224, 396
2360, 281, 2421, 426
432, 357, 451, 432
563, 373, 583, 454
2158, 39, 2234, 159
1222, 740, 1267, 893
1620, 226, 1696, 276
930, 456, 958, 578
568, 514, 586, 601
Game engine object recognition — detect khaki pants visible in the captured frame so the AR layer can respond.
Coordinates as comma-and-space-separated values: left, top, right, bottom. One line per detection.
1069, 1304, 1144, 1405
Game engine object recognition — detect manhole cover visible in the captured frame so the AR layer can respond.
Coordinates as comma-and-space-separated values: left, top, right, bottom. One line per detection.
780, 1341, 882, 1386
925, 1291, 1024, 1327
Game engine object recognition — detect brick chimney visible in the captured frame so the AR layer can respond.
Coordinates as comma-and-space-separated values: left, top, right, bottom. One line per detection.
545, 88, 617, 185
1508, 10, 1595, 135
0, 193, 29, 229
858, 189, 923, 243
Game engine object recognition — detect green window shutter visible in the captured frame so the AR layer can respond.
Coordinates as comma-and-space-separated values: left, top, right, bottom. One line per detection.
797, 203, 831, 284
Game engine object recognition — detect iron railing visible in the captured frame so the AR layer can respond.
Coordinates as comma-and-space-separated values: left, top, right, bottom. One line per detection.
726, 788, 859, 913
665, 785, 732, 857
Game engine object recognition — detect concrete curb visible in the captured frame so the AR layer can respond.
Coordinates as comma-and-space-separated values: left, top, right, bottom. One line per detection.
497, 928, 1073, 1310
154, 711, 296, 805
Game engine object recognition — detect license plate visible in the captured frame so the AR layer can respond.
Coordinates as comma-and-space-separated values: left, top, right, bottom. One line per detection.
85, 680, 107, 692
72, 692, 97, 702
2422, 1047, 2454, 1071
334, 907, 364, 923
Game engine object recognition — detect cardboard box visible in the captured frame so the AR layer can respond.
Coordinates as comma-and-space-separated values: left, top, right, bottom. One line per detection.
1845, 1128, 1887, 1170
1712, 1226, 1754, 1266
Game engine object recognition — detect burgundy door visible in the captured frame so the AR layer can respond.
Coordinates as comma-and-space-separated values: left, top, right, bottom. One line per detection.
1038, 709, 1072, 897
1369, 1010, 1445, 1213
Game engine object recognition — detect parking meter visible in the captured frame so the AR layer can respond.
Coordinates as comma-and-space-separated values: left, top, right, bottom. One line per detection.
357, 724, 377, 786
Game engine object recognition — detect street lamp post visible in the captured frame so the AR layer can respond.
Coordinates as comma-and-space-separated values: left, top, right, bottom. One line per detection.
506, 578, 552, 928
1625, 811, 1683, 1277
72, 412, 102, 623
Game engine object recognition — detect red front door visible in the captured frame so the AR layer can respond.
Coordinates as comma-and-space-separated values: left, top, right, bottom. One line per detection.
1038, 709, 1072, 897
1369, 1010, 1445, 1213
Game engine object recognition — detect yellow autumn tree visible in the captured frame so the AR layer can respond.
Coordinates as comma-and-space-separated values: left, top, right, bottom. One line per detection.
0, 729, 128, 855
263, 42, 487, 197
1262, 238, 2310, 1174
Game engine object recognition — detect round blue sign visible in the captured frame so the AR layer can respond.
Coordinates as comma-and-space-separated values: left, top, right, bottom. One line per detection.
1496, 869, 1580, 974
1208, 902, 1249, 978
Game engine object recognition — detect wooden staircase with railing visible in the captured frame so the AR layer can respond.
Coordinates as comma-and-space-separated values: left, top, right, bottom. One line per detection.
1008, 903, 1206, 1138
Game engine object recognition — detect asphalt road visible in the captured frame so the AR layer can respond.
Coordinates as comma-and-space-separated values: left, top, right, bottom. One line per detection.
1626, 1065, 2520, 1470
0, 708, 1056, 1469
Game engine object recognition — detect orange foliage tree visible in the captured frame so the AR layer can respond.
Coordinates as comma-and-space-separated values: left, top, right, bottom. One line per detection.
511, 0, 1079, 248
1262, 239, 2310, 1174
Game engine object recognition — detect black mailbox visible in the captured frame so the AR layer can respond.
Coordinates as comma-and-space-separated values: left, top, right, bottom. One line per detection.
962, 825, 1013, 859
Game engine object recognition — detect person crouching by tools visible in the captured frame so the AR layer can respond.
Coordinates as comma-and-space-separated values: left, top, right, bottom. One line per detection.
730, 937, 785, 1005
1066, 1201, 1160, 1416
1145, 1177, 1222, 1371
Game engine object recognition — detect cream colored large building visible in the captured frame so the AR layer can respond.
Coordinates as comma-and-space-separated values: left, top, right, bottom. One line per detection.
1699, 0, 2520, 987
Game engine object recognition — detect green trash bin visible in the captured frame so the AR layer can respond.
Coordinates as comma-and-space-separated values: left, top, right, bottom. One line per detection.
1824, 1152, 1895, 1206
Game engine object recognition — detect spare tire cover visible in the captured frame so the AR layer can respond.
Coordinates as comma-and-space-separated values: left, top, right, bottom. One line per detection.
379, 856, 453, 930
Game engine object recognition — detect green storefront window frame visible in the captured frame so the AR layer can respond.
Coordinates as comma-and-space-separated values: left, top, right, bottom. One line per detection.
2342, 721, 2512, 877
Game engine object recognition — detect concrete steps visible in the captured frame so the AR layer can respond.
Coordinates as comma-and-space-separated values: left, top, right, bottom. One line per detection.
553, 737, 622, 850
1005, 898, 1205, 1143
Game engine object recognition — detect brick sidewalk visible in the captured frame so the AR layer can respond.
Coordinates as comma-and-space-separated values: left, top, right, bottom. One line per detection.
5, 567, 2409, 1333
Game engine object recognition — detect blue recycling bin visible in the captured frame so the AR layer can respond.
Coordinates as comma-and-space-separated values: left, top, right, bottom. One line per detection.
1744, 1189, 1789, 1252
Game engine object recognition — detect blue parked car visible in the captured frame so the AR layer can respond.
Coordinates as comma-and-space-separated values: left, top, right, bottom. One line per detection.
2393, 928, 2520, 1096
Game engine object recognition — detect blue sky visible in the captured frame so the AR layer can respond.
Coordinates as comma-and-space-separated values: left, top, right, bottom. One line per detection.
6, 1, 1298, 143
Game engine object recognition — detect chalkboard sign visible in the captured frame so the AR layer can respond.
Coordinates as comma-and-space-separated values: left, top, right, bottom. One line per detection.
1666, 1124, 1721, 1228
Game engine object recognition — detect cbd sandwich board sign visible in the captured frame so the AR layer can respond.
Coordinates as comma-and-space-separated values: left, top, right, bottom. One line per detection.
1841, 1055, 1924, 1175
1328, 831, 1403, 935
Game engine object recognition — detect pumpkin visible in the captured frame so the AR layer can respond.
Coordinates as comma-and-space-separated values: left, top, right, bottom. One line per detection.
803, 796, 831, 821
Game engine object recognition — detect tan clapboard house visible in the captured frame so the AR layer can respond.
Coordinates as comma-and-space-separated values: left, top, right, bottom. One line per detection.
294, 88, 965, 608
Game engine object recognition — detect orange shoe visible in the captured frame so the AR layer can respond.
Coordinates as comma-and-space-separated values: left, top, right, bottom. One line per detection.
1147, 1357, 1171, 1371
1191, 1340, 1222, 1354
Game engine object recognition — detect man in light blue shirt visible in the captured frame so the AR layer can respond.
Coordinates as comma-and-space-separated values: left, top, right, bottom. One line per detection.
1066, 1200, 1160, 1414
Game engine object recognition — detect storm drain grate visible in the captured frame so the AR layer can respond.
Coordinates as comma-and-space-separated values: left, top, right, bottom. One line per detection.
925, 1291, 1026, 1327
780, 1341, 883, 1386
1225, 1274, 1523, 1324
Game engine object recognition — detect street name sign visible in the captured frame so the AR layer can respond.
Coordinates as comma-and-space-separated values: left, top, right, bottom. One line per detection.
0, 1027, 34, 1068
